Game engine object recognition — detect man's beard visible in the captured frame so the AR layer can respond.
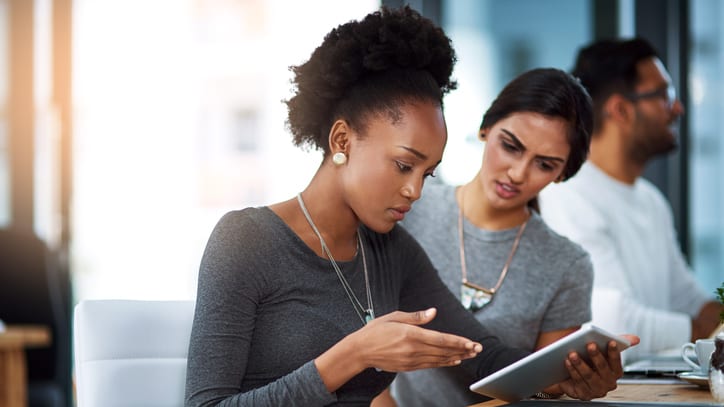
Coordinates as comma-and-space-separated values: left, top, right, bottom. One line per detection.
629, 113, 679, 165
630, 133, 677, 165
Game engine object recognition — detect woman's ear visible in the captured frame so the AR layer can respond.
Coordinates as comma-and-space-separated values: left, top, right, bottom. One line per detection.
478, 129, 487, 140
328, 119, 350, 155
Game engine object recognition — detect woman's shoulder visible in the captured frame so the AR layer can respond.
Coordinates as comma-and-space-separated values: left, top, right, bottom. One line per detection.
526, 212, 591, 262
519, 214, 593, 288
213, 207, 275, 233
207, 207, 292, 249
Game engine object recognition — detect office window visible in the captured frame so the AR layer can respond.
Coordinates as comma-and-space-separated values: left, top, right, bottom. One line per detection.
71, 0, 378, 301
689, 0, 724, 290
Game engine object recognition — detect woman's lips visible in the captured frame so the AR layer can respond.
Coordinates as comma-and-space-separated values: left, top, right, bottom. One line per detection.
495, 181, 520, 199
390, 206, 410, 221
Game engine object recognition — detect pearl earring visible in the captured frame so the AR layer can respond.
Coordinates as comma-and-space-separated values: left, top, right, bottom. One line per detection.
332, 152, 347, 165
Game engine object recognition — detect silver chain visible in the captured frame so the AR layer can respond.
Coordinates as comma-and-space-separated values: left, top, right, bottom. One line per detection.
297, 193, 375, 325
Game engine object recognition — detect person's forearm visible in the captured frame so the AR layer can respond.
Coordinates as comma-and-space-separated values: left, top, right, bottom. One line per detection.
314, 332, 367, 392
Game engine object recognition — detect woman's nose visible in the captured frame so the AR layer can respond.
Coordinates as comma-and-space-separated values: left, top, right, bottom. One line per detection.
507, 161, 527, 184
401, 178, 423, 201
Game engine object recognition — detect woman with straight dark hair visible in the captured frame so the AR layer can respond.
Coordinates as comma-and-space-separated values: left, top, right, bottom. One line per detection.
385, 68, 606, 406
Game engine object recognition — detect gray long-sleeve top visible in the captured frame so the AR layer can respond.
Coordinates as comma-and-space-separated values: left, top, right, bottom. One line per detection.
184, 207, 529, 406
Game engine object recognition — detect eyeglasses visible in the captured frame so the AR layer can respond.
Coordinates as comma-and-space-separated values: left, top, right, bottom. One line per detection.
625, 85, 677, 109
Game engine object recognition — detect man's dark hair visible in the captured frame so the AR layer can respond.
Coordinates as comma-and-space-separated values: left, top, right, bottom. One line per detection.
571, 38, 659, 133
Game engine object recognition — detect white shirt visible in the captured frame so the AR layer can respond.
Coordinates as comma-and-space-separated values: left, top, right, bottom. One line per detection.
540, 162, 711, 360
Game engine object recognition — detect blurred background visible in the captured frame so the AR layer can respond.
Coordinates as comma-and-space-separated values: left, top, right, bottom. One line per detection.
1, 0, 723, 405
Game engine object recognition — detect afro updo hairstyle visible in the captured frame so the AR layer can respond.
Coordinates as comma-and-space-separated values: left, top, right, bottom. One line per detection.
284, 5, 458, 155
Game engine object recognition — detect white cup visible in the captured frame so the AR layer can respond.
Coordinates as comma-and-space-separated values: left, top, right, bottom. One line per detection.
681, 339, 716, 374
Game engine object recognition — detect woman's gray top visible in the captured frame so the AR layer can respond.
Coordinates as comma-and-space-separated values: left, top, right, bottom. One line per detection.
185, 207, 529, 406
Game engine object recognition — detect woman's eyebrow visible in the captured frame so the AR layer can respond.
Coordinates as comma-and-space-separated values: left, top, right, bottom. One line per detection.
397, 145, 442, 167
501, 128, 565, 163
398, 145, 427, 160
501, 129, 525, 150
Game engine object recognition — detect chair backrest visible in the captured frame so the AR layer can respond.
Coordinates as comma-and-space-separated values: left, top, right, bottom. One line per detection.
73, 299, 195, 407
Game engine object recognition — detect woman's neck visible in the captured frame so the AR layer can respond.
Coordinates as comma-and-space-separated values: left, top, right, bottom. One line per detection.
297, 171, 360, 260
457, 182, 530, 231
269, 167, 360, 260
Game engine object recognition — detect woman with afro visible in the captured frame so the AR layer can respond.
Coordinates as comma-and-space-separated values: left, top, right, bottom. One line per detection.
185, 6, 634, 406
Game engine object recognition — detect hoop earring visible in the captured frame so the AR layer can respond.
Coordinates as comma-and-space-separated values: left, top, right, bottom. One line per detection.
332, 152, 347, 165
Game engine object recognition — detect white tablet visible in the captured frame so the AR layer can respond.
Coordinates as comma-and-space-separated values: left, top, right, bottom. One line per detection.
469, 324, 631, 402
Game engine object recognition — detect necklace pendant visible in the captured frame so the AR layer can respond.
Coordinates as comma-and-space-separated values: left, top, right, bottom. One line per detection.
364, 309, 375, 324
461, 284, 493, 311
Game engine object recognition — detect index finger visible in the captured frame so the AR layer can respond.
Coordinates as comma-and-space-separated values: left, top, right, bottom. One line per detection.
416, 327, 483, 353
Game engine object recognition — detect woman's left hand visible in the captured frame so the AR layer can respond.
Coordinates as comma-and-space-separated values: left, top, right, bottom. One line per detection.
544, 334, 640, 400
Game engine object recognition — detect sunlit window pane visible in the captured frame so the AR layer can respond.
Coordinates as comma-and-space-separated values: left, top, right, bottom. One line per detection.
72, 0, 378, 301
689, 0, 724, 290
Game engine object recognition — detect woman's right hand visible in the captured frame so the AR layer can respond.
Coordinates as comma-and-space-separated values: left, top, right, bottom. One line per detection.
353, 307, 482, 372
315, 308, 481, 392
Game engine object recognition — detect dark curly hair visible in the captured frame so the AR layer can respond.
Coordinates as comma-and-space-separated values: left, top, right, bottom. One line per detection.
284, 5, 457, 155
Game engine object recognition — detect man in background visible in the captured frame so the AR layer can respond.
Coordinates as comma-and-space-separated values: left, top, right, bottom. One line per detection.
540, 37, 722, 360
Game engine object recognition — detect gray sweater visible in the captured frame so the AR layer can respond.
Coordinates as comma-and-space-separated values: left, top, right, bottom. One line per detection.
185, 207, 529, 406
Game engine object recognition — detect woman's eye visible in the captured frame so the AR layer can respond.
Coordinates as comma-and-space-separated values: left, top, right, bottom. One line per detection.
537, 160, 556, 172
501, 141, 518, 152
424, 171, 436, 179
396, 161, 412, 173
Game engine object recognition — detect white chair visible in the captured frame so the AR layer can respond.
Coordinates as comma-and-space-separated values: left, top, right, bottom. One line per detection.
73, 299, 195, 407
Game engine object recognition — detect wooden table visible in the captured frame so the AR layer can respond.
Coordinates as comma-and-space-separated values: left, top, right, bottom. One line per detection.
0, 325, 52, 407
472, 382, 718, 406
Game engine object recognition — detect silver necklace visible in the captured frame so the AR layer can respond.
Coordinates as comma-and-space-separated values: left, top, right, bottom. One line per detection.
297, 193, 375, 325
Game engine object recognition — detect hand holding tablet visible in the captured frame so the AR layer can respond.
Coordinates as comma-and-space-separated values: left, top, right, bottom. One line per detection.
469, 324, 632, 402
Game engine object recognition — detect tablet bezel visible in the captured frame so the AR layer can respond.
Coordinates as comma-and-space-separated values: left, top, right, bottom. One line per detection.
469, 324, 631, 402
